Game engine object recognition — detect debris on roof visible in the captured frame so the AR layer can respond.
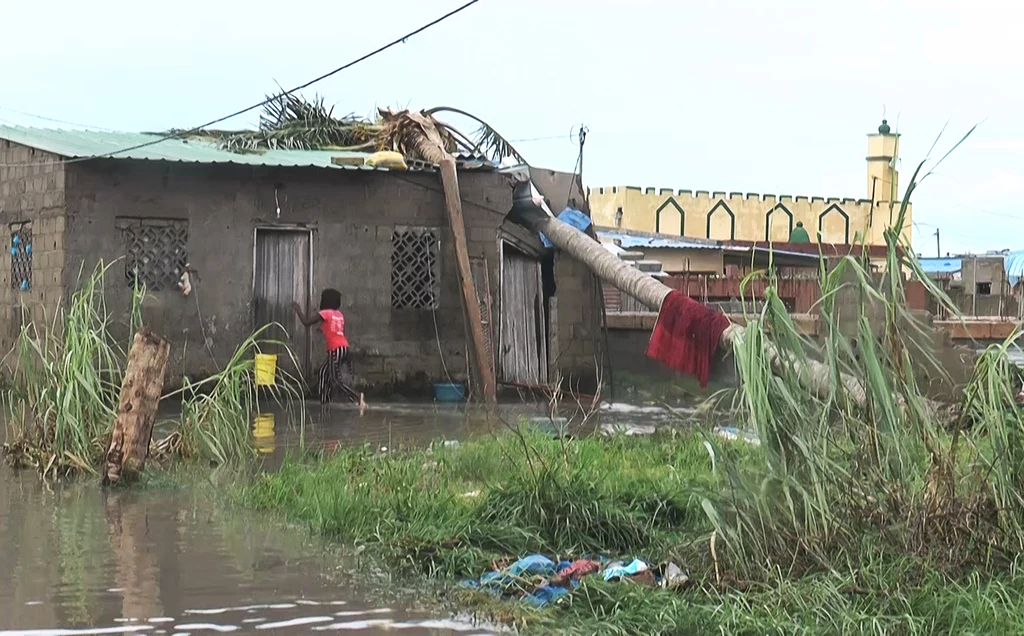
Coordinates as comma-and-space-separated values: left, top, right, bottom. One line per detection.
0, 93, 525, 173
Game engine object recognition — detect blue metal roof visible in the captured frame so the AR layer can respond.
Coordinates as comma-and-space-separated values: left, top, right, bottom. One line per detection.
1005, 250, 1024, 286
597, 229, 818, 261
597, 229, 721, 250
919, 257, 963, 274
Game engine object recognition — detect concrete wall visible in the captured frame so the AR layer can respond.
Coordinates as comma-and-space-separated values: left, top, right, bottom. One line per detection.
0, 141, 67, 354
62, 160, 519, 392
589, 186, 912, 247
528, 166, 604, 393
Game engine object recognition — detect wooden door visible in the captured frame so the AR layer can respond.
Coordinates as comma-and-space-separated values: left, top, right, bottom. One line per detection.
253, 229, 311, 379
500, 248, 547, 385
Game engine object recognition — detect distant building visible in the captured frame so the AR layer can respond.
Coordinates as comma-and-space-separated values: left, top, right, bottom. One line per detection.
596, 227, 818, 276
589, 119, 911, 247
919, 252, 1023, 318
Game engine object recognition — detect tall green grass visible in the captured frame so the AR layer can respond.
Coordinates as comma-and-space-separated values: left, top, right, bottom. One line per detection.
3, 262, 132, 475
703, 126, 1024, 584
2, 261, 305, 475
242, 431, 732, 577
173, 326, 306, 465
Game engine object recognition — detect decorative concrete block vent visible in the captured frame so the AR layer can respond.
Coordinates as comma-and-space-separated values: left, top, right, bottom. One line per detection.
10, 221, 32, 291
390, 228, 440, 310
116, 217, 188, 292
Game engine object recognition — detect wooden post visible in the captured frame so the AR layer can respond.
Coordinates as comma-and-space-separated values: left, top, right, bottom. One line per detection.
103, 329, 170, 485
439, 158, 496, 402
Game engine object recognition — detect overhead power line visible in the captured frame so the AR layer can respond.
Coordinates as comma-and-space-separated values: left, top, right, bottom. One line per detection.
0, 0, 482, 168
0, 105, 116, 131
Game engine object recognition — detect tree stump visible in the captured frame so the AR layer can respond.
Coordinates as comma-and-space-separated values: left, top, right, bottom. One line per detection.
103, 329, 170, 486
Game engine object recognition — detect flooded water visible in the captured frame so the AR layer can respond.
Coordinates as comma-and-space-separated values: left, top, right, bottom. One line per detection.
1, 398, 703, 635
244, 399, 706, 462
0, 467, 496, 634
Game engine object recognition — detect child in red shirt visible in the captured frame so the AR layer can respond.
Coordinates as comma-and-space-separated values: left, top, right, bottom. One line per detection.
293, 289, 365, 411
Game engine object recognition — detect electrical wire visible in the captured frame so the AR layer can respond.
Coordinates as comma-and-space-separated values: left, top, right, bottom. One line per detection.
0, 0, 483, 169
0, 105, 116, 131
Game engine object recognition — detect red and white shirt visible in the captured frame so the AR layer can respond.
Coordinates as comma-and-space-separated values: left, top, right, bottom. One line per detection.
319, 309, 349, 351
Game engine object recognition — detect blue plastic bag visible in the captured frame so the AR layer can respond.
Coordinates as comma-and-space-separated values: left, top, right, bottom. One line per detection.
540, 208, 592, 248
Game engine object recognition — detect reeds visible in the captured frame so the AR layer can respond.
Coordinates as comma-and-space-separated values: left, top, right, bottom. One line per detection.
174, 326, 306, 465
702, 126, 1024, 580
3, 262, 130, 476
2, 261, 305, 475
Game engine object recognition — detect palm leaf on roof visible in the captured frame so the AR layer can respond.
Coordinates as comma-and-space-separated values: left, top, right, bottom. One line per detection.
182, 91, 526, 164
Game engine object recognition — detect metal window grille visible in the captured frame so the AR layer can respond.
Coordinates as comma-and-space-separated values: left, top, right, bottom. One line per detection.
10, 222, 32, 291
390, 228, 440, 309
116, 217, 188, 292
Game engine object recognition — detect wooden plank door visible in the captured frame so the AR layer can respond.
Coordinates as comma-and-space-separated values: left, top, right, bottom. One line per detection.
500, 249, 547, 385
253, 229, 311, 380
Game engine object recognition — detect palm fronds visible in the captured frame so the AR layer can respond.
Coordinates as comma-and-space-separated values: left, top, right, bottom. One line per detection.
180, 93, 383, 153
427, 106, 527, 164
180, 91, 525, 165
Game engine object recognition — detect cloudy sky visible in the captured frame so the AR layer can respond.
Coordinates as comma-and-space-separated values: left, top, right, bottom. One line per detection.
2, 0, 1020, 255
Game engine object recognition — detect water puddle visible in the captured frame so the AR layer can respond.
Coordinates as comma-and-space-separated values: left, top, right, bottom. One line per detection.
240, 399, 711, 465
0, 469, 495, 634
3, 398, 711, 634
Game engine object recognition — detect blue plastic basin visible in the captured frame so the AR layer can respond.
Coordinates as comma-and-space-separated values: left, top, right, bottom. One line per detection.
434, 382, 467, 402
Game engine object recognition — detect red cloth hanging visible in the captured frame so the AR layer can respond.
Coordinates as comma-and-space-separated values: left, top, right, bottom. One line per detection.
645, 290, 730, 388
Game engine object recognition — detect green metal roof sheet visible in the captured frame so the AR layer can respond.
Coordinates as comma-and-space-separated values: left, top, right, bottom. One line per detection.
0, 126, 381, 170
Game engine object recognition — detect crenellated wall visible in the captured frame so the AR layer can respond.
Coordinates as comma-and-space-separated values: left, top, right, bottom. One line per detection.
589, 186, 912, 246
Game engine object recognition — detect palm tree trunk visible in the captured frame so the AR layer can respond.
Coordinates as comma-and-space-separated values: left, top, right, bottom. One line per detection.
532, 215, 869, 407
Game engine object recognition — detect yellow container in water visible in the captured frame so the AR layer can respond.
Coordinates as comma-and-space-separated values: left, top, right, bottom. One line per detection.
253, 413, 275, 438
254, 354, 278, 386
253, 413, 275, 454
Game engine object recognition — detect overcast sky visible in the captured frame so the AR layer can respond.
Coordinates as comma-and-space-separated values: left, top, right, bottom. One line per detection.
2, 0, 1020, 255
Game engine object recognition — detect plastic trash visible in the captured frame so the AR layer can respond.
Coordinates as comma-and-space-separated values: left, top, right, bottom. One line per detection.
713, 426, 761, 446
523, 585, 568, 607
508, 554, 556, 578
602, 558, 648, 582
552, 560, 601, 586
661, 562, 689, 588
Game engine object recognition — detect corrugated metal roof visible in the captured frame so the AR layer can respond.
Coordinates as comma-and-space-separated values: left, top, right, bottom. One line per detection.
597, 229, 819, 262
0, 126, 380, 170
1005, 251, 1024, 286
919, 257, 963, 274
0, 126, 497, 172
597, 229, 722, 250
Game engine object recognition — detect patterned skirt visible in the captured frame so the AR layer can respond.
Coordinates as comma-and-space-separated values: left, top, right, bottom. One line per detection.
318, 347, 358, 404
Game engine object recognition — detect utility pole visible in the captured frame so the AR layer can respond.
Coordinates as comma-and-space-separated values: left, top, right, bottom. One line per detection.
935, 228, 941, 258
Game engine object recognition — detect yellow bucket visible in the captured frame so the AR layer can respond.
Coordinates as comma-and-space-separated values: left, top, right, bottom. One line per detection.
254, 354, 278, 386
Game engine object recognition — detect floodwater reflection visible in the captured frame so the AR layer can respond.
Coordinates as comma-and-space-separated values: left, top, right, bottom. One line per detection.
0, 468, 494, 634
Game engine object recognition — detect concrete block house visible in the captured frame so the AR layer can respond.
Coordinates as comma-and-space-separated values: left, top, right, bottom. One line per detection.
0, 127, 601, 395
